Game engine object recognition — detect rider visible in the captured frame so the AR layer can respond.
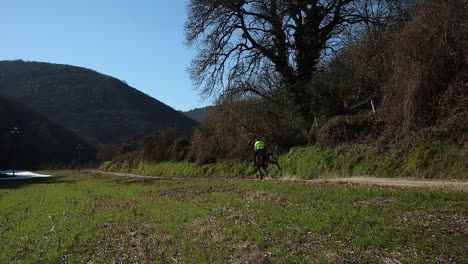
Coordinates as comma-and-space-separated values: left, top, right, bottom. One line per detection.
253, 140, 266, 166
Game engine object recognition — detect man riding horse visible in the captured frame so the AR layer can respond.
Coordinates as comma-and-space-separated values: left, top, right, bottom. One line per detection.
253, 140, 281, 179
253, 140, 266, 166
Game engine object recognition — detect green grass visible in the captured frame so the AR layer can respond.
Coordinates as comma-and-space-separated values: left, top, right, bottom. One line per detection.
103, 140, 467, 179
280, 141, 467, 179
1, 170, 467, 263
101, 159, 261, 179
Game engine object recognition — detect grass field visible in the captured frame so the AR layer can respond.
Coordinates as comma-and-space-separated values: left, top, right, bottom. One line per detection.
0, 171, 467, 263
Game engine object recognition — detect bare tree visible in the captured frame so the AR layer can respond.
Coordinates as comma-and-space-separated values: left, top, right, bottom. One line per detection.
185, 0, 395, 120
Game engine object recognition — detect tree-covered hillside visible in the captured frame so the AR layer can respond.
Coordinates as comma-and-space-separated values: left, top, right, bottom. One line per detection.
184, 106, 215, 123
0, 60, 199, 144
0, 96, 95, 170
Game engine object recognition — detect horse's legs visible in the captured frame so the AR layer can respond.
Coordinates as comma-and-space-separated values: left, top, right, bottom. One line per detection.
272, 161, 281, 170
255, 164, 263, 180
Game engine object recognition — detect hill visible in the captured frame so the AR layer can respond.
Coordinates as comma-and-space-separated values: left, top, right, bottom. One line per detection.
0, 96, 95, 169
0, 60, 199, 144
183, 106, 215, 123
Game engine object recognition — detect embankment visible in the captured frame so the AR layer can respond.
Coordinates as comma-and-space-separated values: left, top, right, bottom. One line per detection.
101, 140, 467, 179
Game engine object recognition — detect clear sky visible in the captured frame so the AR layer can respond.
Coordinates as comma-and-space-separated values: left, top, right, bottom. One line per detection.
0, 0, 210, 111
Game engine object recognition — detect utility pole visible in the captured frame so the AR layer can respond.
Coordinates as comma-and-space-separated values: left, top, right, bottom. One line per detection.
76, 144, 84, 171
10, 127, 21, 177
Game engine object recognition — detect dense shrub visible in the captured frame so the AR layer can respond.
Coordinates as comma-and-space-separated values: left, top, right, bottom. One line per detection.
382, 0, 468, 130
96, 144, 116, 161
189, 95, 307, 163
140, 128, 188, 162
189, 103, 255, 163
170, 138, 191, 162
316, 113, 386, 146
305, 36, 389, 118
108, 128, 191, 166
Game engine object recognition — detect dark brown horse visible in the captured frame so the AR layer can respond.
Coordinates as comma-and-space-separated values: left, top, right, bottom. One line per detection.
254, 152, 281, 180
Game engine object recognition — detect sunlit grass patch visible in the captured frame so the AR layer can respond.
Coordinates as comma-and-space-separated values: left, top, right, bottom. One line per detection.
0, 170, 466, 263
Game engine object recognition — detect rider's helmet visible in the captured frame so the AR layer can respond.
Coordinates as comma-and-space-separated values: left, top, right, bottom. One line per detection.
254, 140, 265, 151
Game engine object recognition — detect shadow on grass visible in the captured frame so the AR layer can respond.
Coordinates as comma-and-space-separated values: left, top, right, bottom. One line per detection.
0, 176, 77, 190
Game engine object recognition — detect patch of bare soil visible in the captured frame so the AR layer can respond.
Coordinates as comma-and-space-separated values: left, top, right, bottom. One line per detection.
400, 211, 468, 236
229, 241, 274, 264
114, 178, 162, 186
141, 186, 243, 201
354, 196, 395, 208
188, 218, 280, 263
245, 191, 291, 206
191, 218, 229, 243
90, 223, 181, 264
92, 170, 163, 179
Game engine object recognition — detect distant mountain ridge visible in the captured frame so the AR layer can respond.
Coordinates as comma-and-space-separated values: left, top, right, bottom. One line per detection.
0, 60, 198, 144
184, 106, 215, 123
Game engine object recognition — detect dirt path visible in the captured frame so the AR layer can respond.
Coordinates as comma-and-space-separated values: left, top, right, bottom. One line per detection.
92, 170, 468, 192
277, 177, 468, 192
92, 170, 165, 179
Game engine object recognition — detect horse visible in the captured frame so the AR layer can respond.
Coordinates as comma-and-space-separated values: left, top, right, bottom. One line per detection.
254, 152, 281, 180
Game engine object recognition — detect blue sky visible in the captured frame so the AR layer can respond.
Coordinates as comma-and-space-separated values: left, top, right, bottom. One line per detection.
0, 0, 210, 111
